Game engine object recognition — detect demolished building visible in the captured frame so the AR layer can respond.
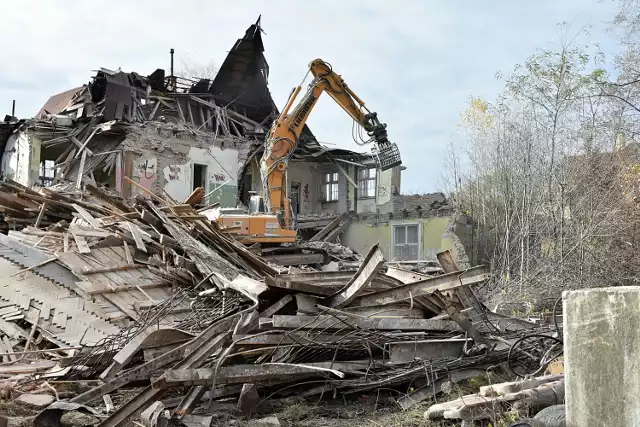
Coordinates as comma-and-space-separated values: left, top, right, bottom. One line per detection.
0, 19, 469, 265
0, 18, 567, 427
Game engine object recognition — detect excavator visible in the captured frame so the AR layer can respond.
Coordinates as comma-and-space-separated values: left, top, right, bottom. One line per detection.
217, 59, 401, 260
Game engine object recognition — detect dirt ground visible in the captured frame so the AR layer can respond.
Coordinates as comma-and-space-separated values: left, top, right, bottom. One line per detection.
205, 395, 442, 427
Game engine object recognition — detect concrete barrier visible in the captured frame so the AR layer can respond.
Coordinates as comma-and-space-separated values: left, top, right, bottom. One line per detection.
564, 287, 640, 427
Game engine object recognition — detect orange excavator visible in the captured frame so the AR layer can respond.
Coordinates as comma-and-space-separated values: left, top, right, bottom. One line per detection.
218, 59, 401, 249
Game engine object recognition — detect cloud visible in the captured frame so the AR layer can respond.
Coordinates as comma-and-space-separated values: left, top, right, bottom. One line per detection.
0, 0, 621, 192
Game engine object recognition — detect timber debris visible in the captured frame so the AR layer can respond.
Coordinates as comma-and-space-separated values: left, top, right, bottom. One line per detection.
0, 181, 563, 426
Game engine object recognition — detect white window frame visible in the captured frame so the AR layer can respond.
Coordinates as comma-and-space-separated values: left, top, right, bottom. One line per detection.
358, 167, 376, 198
39, 159, 56, 186
392, 223, 422, 261
323, 172, 339, 202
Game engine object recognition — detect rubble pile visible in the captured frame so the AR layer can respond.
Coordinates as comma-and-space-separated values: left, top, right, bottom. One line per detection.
0, 180, 563, 426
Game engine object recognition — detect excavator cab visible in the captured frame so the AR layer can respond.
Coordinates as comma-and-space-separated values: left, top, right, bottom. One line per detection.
247, 192, 266, 214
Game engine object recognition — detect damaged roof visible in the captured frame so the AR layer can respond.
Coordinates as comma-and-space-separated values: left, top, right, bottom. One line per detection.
35, 86, 85, 119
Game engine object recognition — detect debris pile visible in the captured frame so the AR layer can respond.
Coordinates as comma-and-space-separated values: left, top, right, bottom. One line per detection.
0, 180, 563, 426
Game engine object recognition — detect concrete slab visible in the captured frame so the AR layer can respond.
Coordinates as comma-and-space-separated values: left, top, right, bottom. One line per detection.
387, 339, 469, 364
15, 393, 55, 409
564, 287, 640, 427
237, 383, 259, 415
248, 416, 281, 426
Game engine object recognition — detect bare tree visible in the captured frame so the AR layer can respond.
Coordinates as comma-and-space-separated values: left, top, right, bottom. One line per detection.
175, 57, 218, 81
446, 27, 640, 306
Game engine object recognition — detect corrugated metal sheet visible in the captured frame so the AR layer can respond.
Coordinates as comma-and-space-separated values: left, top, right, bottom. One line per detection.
36, 86, 85, 119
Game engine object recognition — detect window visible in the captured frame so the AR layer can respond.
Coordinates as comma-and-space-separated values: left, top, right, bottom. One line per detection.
323, 172, 339, 202
39, 160, 56, 186
393, 224, 420, 261
358, 167, 376, 198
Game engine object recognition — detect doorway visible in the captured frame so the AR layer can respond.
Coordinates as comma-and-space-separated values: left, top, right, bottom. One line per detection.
193, 164, 208, 192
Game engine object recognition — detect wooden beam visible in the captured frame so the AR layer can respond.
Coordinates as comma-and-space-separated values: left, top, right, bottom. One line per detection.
324, 216, 351, 243
327, 244, 384, 308
309, 213, 348, 242
349, 266, 489, 307
261, 315, 460, 332
153, 363, 343, 388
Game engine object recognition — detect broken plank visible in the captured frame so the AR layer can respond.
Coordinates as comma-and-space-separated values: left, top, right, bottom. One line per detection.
128, 222, 147, 253
324, 216, 351, 243
262, 315, 460, 332
349, 266, 490, 307
327, 244, 384, 308
0, 361, 56, 375
398, 369, 490, 410
123, 240, 133, 265
386, 339, 470, 364
309, 213, 348, 242
71, 233, 91, 254
75, 149, 87, 189
86, 282, 170, 295
72, 204, 102, 228
83, 264, 146, 274
34, 201, 48, 228
265, 276, 337, 296
153, 363, 338, 388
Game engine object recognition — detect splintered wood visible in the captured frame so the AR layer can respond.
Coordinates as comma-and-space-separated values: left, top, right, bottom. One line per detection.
0, 179, 547, 427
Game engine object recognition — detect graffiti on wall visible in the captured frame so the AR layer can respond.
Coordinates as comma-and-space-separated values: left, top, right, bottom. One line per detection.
134, 157, 157, 196
303, 183, 310, 201
167, 165, 181, 181
213, 173, 226, 182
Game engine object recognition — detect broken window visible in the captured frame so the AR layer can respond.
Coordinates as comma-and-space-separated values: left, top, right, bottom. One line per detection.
358, 167, 376, 198
39, 160, 56, 186
323, 172, 339, 202
193, 163, 208, 192
393, 224, 420, 261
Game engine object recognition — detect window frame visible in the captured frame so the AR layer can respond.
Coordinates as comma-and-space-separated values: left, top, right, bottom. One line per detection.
358, 167, 377, 199
323, 171, 339, 202
39, 159, 56, 187
392, 223, 422, 261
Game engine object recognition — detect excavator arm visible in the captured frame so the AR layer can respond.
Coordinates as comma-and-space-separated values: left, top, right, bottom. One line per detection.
260, 58, 401, 228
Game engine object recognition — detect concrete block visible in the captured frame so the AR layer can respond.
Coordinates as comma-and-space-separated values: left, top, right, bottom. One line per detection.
15, 393, 54, 408
387, 339, 469, 364
139, 401, 168, 427
248, 416, 280, 426
564, 287, 640, 427
237, 383, 259, 415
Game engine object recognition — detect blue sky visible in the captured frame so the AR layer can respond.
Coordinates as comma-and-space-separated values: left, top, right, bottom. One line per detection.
0, 0, 622, 193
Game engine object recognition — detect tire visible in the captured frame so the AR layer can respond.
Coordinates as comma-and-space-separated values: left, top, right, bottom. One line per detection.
534, 404, 566, 427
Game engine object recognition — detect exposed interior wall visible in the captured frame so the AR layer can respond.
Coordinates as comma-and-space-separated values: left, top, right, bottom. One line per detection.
128, 145, 239, 207
122, 126, 240, 207
343, 216, 467, 262
355, 165, 400, 215
1, 131, 41, 186
244, 160, 356, 215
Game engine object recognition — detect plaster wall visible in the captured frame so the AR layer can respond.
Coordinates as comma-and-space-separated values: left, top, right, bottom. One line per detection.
1, 131, 40, 186
343, 216, 458, 261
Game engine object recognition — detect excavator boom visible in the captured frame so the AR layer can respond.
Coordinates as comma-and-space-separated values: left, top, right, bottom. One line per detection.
261, 59, 401, 229
219, 58, 401, 248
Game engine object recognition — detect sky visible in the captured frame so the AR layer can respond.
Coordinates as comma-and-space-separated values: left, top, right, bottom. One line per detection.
0, 0, 623, 194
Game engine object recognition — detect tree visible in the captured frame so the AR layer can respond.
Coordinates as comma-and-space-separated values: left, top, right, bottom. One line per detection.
446, 31, 640, 306
175, 57, 218, 81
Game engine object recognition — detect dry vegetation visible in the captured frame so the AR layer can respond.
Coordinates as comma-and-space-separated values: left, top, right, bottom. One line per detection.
444, 2, 640, 306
